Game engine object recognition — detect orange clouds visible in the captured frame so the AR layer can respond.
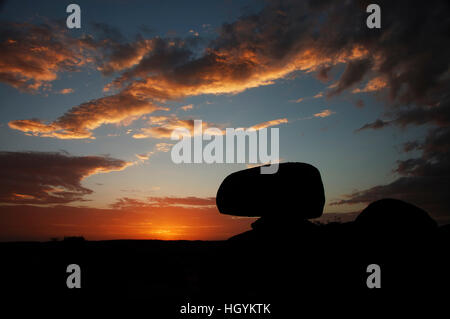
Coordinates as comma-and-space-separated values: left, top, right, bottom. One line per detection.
154, 142, 172, 152
0, 22, 89, 91
107, 45, 352, 101
132, 116, 288, 139
58, 88, 74, 94
313, 92, 324, 98
249, 118, 288, 130
352, 77, 387, 93
111, 196, 216, 209
0, 151, 132, 204
4, 11, 371, 140
6, 0, 447, 143
290, 97, 304, 103
9, 93, 167, 139
134, 142, 172, 162
180, 104, 193, 111
96, 39, 154, 74
314, 109, 335, 118
132, 116, 213, 139
8, 119, 57, 134
133, 117, 195, 139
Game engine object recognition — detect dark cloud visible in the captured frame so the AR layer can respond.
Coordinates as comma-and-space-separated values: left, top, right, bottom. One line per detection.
391, 96, 450, 128
328, 59, 372, 96
316, 65, 333, 82
312, 211, 360, 224
91, 22, 126, 42
0, 151, 131, 204
94, 37, 155, 75
333, 127, 450, 222
355, 119, 390, 132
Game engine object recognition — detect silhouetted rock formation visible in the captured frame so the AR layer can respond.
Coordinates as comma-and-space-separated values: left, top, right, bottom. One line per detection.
216, 162, 325, 240
354, 198, 438, 237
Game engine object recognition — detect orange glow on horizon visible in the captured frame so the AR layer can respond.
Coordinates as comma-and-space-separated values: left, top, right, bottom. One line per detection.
0, 204, 255, 242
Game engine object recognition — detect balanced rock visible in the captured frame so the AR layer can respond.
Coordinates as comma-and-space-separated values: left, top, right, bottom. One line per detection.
216, 162, 325, 219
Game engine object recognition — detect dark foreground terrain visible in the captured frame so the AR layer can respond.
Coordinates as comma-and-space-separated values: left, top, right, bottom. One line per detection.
1, 219, 449, 315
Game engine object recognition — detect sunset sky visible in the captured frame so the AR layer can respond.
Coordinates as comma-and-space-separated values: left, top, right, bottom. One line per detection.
1, 0, 449, 241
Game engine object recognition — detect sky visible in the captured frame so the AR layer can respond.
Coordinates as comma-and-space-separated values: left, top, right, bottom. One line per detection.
0, 0, 449, 241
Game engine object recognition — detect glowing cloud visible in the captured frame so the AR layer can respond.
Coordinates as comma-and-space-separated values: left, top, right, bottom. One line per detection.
314, 109, 335, 118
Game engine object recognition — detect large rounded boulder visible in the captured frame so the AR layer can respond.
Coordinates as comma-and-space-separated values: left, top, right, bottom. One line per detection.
354, 198, 438, 235
216, 162, 325, 219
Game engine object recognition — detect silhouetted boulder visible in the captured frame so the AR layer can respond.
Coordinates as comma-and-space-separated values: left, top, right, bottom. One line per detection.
216, 162, 325, 219
354, 198, 438, 236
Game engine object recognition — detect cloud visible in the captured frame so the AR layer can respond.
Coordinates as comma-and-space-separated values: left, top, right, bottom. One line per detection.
311, 211, 360, 224
249, 118, 288, 130
356, 98, 450, 132
0, 151, 132, 204
95, 38, 154, 75
314, 109, 335, 118
150, 196, 216, 207
313, 92, 324, 99
355, 119, 391, 132
352, 77, 387, 93
100, 3, 379, 101
390, 99, 450, 128
135, 153, 151, 161
6, 0, 450, 143
58, 88, 74, 94
290, 97, 304, 103
133, 116, 288, 139
290, 92, 323, 104
112, 196, 216, 209
9, 92, 167, 139
132, 115, 210, 139
134, 142, 173, 162
188, 30, 199, 37
0, 22, 89, 91
327, 59, 373, 96
154, 142, 172, 152
83, 22, 155, 75
289, 92, 324, 104
333, 127, 450, 223
180, 104, 193, 111
316, 65, 333, 82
